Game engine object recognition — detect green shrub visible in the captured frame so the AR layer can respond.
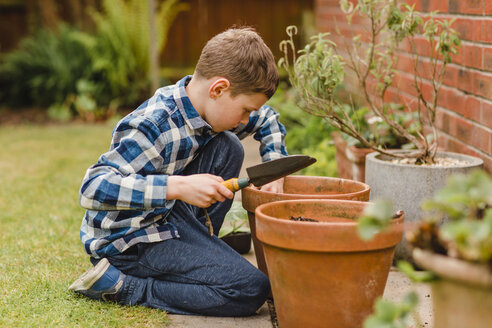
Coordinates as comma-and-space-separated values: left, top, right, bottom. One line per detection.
267, 83, 338, 177
0, 0, 188, 120
0, 25, 93, 108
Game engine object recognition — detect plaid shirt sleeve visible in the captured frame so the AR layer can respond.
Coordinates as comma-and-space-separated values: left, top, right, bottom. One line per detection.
79, 115, 172, 211
233, 105, 288, 161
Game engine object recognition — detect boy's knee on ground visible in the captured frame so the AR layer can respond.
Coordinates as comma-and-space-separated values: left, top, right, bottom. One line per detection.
229, 267, 270, 316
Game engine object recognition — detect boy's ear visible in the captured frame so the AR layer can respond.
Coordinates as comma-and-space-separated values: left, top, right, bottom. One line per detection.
209, 78, 230, 99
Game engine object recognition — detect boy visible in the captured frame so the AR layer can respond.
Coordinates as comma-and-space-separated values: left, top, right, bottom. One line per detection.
69, 27, 287, 317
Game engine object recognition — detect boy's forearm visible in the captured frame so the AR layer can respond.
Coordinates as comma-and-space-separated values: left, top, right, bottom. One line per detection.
79, 167, 168, 211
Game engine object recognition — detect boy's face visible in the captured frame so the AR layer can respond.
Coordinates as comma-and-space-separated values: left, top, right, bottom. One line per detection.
205, 87, 268, 132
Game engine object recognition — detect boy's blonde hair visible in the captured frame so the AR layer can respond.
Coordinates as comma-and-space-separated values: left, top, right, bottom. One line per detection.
194, 27, 279, 99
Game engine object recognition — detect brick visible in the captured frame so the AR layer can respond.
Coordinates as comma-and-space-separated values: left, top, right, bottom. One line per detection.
420, 0, 448, 12
436, 109, 450, 133
455, 116, 472, 143
450, 44, 465, 65
484, 47, 492, 72
454, 18, 474, 41
485, 19, 492, 42
482, 155, 492, 175
473, 71, 492, 99
406, 0, 423, 11
464, 96, 481, 122
449, 0, 483, 15
457, 68, 474, 93
465, 0, 484, 15
440, 87, 466, 115
446, 136, 462, 153
486, 0, 492, 15
443, 64, 459, 87
470, 124, 490, 154
464, 43, 483, 69
482, 100, 492, 127
472, 19, 484, 42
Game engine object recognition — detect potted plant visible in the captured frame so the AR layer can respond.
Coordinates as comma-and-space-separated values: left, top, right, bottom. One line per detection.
361, 170, 492, 328
254, 198, 404, 328
219, 202, 251, 254
242, 175, 370, 277
406, 169, 492, 328
279, 0, 483, 260
333, 105, 419, 182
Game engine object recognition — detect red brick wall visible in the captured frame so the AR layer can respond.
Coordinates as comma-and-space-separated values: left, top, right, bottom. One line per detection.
315, 0, 492, 173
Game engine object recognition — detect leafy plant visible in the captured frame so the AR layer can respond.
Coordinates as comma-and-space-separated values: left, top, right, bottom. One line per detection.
279, 0, 461, 164
0, 0, 187, 120
408, 170, 492, 264
267, 83, 338, 177
218, 202, 250, 238
363, 292, 419, 328
0, 25, 93, 108
82, 0, 189, 106
396, 260, 436, 283
358, 199, 397, 240
342, 105, 420, 150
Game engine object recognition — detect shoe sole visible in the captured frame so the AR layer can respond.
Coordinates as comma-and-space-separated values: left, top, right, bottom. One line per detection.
69, 258, 110, 291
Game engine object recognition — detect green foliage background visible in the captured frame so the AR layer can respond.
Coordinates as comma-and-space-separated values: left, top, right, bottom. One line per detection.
267, 83, 338, 177
0, 0, 187, 121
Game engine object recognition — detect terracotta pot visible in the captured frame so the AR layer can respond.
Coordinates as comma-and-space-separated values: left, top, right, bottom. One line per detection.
413, 248, 492, 328
255, 199, 404, 328
241, 175, 370, 277
333, 132, 374, 182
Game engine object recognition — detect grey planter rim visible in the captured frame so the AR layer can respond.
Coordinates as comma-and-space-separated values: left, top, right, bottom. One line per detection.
366, 150, 483, 169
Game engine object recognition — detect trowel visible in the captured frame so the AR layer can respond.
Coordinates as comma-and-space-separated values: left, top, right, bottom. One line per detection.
204, 155, 317, 235
222, 154, 317, 192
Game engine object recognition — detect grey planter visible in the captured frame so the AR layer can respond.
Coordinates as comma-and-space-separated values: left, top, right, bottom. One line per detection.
365, 150, 483, 261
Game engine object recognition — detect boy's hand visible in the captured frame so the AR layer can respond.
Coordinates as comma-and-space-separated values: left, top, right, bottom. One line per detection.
167, 174, 234, 208
259, 177, 284, 193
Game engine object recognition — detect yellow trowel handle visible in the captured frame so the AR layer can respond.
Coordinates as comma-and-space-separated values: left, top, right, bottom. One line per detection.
222, 177, 250, 192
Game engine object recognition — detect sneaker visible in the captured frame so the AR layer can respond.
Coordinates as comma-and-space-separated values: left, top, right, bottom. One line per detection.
69, 258, 126, 302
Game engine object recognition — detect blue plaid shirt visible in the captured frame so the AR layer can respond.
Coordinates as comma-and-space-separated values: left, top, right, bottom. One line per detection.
79, 76, 287, 258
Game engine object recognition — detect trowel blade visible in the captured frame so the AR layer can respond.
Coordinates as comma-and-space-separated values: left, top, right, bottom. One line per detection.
246, 155, 316, 187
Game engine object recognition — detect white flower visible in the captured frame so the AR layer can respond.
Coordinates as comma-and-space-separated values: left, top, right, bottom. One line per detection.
367, 116, 384, 124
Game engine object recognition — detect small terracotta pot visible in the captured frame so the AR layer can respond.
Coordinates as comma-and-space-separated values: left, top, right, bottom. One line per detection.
220, 232, 251, 255
333, 132, 374, 182
241, 175, 370, 277
255, 199, 404, 328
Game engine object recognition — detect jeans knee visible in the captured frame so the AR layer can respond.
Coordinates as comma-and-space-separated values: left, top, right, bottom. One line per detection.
218, 131, 244, 162
238, 270, 270, 315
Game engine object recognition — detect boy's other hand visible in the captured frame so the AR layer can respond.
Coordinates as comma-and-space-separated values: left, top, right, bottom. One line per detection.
167, 174, 234, 208
259, 177, 284, 193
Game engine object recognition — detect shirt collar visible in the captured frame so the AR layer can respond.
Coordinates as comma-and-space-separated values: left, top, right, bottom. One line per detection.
173, 76, 214, 134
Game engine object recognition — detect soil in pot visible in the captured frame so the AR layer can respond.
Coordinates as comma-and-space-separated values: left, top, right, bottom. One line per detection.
255, 199, 403, 328
242, 175, 370, 277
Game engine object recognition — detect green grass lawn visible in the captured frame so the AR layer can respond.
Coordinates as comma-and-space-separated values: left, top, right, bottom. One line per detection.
0, 124, 170, 327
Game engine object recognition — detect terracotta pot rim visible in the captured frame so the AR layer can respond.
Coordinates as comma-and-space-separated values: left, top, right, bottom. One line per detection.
255, 199, 404, 252
256, 199, 364, 226
244, 175, 370, 198
413, 248, 492, 288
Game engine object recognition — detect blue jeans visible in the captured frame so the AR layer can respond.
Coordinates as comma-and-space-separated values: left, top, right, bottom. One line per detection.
104, 132, 270, 316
